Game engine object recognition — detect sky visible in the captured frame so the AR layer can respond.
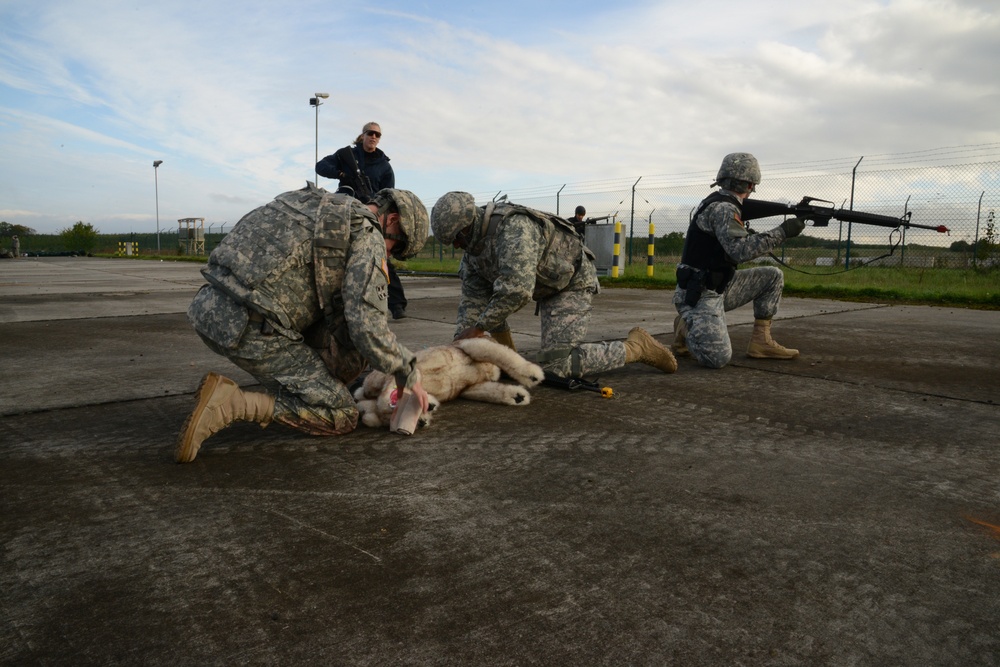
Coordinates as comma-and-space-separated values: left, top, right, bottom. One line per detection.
1, 0, 999, 235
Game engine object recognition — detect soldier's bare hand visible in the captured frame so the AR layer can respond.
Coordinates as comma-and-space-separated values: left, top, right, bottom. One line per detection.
454, 326, 486, 341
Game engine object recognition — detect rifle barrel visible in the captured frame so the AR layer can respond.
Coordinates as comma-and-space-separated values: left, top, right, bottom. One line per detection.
832, 210, 948, 233
741, 197, 948, 233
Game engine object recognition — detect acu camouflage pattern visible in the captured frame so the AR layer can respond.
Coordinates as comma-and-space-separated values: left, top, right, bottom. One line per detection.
430, 191, 478, 245
673, 192, 789, 368
714, 152, 761, 185
456, 205, 626, 378
189, 183, 419, 435
373, 189, 430, 260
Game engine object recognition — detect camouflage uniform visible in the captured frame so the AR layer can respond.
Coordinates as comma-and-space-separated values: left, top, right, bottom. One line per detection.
187, 183, 418, 436
673, 191, 792, 369
457, 205, 627, 378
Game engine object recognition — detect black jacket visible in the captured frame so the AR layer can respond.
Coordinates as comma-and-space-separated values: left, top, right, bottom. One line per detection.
316, 143, 394, 200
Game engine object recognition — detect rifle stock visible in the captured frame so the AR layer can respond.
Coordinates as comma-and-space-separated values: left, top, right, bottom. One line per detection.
741, 196, 949, 234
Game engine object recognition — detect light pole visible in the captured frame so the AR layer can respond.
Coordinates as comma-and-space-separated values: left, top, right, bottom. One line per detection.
153, 160, 163, 252
309, 93, 329, 184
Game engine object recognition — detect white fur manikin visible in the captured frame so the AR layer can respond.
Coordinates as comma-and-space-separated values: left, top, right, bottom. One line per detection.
352, 337, 544, 431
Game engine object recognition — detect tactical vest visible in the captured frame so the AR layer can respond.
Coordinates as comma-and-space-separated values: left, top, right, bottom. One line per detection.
202, 185, 356, 335
679, 191, 742, 293
470, 202, 593, 300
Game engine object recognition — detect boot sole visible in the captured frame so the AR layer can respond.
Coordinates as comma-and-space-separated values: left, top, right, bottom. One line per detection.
175, 372, 225, 463
747, 348, 800, 360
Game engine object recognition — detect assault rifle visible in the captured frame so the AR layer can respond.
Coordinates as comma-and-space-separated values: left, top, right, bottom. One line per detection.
334, 145, 374, 201
585, 215, 611, 224
741, 197, 949, 234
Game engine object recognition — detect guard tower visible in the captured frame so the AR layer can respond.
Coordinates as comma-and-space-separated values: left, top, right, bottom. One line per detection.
178, 218, 205, 255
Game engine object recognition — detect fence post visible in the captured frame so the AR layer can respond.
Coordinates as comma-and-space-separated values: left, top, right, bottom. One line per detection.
901, 195, 911, 267
973, 191, 985, 268
844, 156, 863, 270
629, 177, 641, 265
556, 184, 565, 216
612, 220, 622, 278
647, 220, 655, 277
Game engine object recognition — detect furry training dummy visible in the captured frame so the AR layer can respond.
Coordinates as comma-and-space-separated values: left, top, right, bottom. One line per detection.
353, 337, 544, 431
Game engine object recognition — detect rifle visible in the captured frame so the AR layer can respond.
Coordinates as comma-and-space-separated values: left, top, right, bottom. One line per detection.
741, 197, 949, 234
584, 215, 611, 224
542, 371, 614, 398
334, 145, 374, 201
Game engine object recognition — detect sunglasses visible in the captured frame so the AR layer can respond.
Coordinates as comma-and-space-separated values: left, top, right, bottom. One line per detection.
365, 130, 382, 138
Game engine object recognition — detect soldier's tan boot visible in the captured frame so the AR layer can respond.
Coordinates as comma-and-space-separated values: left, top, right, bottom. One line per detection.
746, 318, 799, 360
175, 373, 275, 463
490, 329, 517, 352
624, 327, 678, 373
672, 314, 689, 357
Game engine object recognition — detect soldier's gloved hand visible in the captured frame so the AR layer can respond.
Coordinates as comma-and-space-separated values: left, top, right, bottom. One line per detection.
780, 217, 806, 238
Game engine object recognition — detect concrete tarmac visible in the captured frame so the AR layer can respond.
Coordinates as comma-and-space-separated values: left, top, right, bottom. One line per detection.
2, 257, 998, 666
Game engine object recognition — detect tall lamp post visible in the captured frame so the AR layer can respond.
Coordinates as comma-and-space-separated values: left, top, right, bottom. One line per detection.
153, 160, 163, 252
309, 93, 330, 184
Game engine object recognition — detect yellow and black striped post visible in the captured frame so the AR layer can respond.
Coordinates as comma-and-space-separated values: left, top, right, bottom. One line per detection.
612, 221, 622, 278
647, 221, 655, 277
117, 241, 125, 257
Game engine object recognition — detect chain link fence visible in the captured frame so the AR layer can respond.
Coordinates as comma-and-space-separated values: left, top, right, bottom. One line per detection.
13, 146, 996, 269
451, 147, 1000, 271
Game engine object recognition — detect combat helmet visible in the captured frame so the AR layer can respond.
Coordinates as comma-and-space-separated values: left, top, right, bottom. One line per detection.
713, 152, 761, 187
373, 189, 429, 260
431, 191, 479, 246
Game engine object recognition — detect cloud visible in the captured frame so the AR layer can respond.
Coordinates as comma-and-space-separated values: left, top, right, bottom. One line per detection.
0, 209, 44, 218
0, 0, 997, 234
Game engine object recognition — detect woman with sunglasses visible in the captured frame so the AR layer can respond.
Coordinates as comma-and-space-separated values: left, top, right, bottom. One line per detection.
316, 122, 409, 319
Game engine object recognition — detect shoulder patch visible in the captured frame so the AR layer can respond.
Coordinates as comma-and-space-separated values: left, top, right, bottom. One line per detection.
380, 257, 390, 281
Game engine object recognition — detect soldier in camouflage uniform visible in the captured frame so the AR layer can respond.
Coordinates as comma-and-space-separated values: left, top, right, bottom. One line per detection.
672, 153, 805, 369
430, 192, 677, 380
175, 183, 430, 463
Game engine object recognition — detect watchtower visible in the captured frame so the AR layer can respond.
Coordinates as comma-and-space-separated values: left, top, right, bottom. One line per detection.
178, 218, 205, 255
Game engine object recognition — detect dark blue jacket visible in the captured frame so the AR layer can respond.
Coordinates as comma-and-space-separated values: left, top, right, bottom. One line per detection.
316, 143, 394, 200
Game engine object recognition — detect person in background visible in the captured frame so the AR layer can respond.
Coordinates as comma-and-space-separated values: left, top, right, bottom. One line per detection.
316, 122, 410, 319
672, 152, 805, 368
569, 206, 587, 236
11, 235, 19, 258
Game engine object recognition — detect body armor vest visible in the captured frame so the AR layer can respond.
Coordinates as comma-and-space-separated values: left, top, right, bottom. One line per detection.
679, 191, 742, 293
470, 202, 592, 300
